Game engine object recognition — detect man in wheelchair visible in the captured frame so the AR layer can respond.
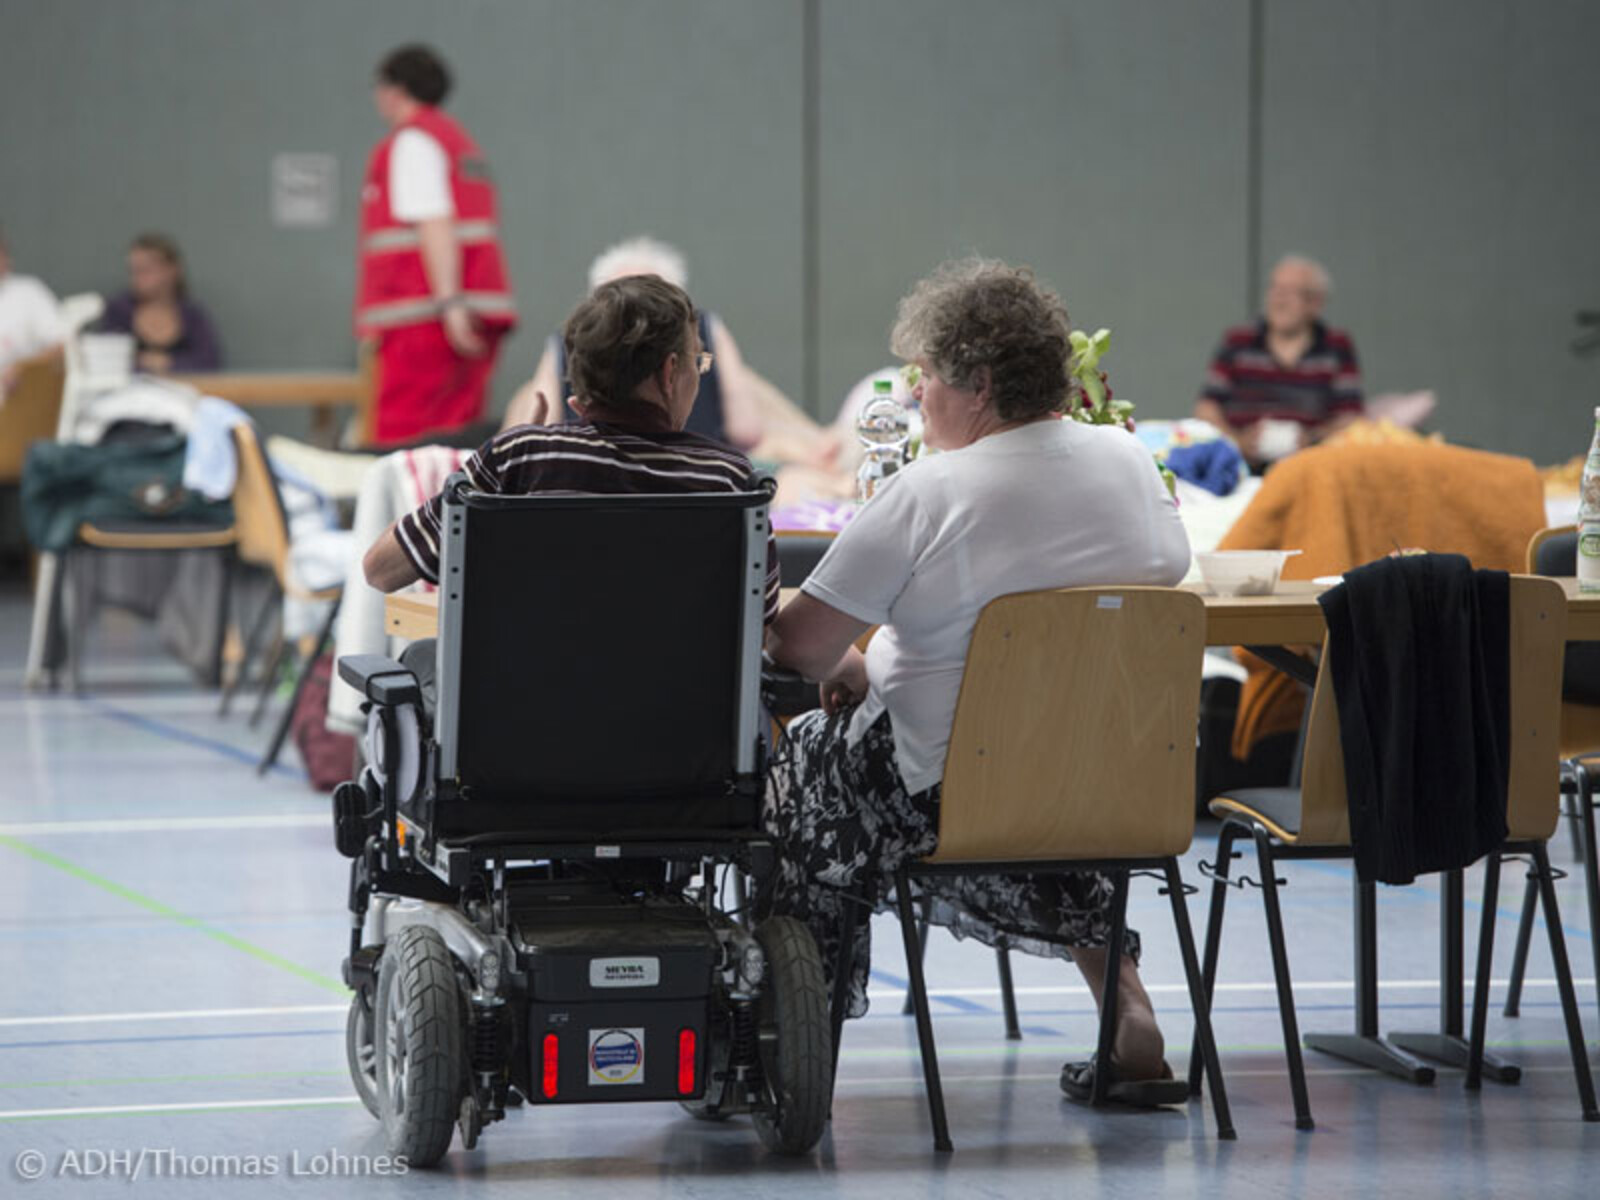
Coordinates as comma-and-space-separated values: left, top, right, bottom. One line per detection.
334, 275, 820, 1167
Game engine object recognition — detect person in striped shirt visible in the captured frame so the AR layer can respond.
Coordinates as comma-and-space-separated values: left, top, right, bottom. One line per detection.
1194, 255, 1363, 471
363, 273, 779, 623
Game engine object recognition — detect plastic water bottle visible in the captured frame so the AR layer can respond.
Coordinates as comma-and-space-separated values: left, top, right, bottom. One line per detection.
856, 380, 909, 502
1580, 406, 1600, 593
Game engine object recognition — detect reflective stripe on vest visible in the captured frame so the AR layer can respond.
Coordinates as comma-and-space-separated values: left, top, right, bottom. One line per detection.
361, 218, 502, 254
358, 290, 518, 330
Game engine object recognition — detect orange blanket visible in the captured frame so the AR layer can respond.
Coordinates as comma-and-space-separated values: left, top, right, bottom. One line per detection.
1219, 442, 1547, 758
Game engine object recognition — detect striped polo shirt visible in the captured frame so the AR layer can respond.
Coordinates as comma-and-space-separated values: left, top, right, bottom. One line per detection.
395, 420, 781, 621
1202, 319, 1363, 428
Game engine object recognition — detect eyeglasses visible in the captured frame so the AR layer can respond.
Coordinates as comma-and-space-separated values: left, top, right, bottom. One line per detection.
696, 351, 715, 376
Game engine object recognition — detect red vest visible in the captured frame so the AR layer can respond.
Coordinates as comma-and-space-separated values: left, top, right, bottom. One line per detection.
354, 107, 517, 338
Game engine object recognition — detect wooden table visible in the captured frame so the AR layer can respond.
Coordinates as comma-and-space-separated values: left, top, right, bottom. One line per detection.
175, 370, 370, 446
385, 577, 1600, 644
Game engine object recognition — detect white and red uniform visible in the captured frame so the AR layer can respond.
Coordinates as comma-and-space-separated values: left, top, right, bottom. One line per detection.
356, 106, 517, 445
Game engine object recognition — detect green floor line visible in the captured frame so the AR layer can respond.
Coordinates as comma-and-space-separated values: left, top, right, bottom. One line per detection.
0, 835, 350, 998
0, 1069, 347, 1092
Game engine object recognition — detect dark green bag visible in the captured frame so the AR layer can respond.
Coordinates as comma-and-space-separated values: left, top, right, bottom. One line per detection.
20, 433, 233, 552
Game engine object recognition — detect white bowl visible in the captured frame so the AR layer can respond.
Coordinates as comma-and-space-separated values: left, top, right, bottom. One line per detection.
1195, 550, 1301, 596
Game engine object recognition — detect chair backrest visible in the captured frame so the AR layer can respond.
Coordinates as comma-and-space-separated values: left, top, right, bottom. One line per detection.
1528, 524, 1576, 576
927, 587, 1206, 864
0, 353, 65, 483
774, 529, 835, 586
229, 422, 293, 588
430, 480, 770, 837
1295, 574, 1567, 846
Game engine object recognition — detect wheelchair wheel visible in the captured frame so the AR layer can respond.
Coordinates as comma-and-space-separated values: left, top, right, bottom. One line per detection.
374, 925, 465, 1168
751, 917, 831, 1155
345, 986, 381, 1119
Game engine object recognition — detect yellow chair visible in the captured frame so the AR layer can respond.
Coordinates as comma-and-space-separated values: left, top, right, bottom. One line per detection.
864, 586, 1233, 1151
1194, 575, 1596, 1129
1502, 525, 1600, 1019
0, 351, 65, 486
225, 422, 344, 772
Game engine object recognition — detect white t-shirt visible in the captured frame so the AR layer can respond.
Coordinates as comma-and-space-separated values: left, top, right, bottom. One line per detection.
802, 418, 1192, 794
389, 128, 454, 222
0, 273, 66, 373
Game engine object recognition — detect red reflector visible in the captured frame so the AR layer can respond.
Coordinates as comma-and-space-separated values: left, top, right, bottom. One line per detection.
678, 1028, 697, 1096
542, 1033, 559, 1099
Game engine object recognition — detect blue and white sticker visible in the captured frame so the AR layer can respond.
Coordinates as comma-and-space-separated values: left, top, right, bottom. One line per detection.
588, 1027, 645, 1085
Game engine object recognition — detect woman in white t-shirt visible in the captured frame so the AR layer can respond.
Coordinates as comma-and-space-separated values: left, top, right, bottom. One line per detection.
763, 258, 1193, 1106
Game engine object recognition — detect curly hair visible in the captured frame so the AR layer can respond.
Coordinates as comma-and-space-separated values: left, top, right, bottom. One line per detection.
562, 275, 696, 410
889, 257, 1072, 421
377, 45, 452, 106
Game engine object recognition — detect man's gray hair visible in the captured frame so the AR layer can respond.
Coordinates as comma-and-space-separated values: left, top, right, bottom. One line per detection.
1275, 254, 1332, 298
588, 236, 689, 292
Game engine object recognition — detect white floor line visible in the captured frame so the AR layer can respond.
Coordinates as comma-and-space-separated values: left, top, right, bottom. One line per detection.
0, 1005, 346, 1028
5, 979, 1591, 1030
863, 977, 1590, 1000
0, 814, 327, 836
0, 1096, 359, 1121
8, 1062, 1597, 1120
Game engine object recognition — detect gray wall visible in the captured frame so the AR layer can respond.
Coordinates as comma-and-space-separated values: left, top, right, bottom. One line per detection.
1, 0, 1595, 462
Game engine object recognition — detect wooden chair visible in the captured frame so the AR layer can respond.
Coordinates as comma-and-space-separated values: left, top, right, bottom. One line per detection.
855, 586, 1233, 1151
225, 421, 344, 773
0, 351, 65, 485
1192, 575, 1596, 1130
1502, 525, 1600, 1019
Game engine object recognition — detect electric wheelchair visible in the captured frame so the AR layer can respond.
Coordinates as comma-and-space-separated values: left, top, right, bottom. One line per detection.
331, 477, 831, 1166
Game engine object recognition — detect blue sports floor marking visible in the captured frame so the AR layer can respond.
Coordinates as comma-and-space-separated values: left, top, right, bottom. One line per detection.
83, 697, 307, 781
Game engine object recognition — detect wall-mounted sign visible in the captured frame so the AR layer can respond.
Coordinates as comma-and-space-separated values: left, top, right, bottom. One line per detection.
271, 153, 338, 228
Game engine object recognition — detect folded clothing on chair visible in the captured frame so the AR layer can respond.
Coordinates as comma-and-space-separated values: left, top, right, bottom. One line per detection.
1317, 552, 1510, 885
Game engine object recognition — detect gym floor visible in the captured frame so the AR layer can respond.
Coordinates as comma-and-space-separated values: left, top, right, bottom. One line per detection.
1, 587, 1596, 1199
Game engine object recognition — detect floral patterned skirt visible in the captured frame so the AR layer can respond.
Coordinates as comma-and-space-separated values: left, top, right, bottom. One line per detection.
762, 707, 1140, 1019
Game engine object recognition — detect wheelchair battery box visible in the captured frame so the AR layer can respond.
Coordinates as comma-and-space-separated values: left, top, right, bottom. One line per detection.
514, 889, 720, 1103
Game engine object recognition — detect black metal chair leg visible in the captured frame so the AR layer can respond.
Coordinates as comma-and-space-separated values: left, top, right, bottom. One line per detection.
1189, 821, 1240, 1095
1089, 871, 1130, 1108
1575, 763, 1600, 1016
1253, 828, 1315, 1129
895, 870, 952, 1152
1164, 858, 1235, 1139
900, 895, 931, 1016
1502, 871, 1538, 1018
220, 578, 279, 717
1531, 843, 1600, 1121
247, 635, 288, 728
996, 941, 1022, 1041
258, 595, 340, 775
1466, 852, 1502, 1090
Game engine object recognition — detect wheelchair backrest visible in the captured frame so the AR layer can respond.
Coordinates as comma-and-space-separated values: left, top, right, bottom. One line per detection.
433, 478, 769, 816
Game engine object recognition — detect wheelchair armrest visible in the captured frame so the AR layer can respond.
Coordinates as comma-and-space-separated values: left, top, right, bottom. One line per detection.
337, 654, 421, 707
761, 664, 816, 719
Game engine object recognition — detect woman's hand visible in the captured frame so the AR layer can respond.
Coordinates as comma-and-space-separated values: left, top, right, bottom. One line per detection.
443, 304, 486, 358
820, 649, 868, 715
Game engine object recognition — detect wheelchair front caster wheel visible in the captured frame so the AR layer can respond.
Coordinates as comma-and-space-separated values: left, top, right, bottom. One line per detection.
375, 925, 465, 1167
345, 986, 382, 1119
751, 916, 832, 1155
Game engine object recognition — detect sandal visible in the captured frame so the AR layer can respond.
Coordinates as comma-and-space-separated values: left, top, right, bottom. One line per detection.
1059, 1055, 1190, 1108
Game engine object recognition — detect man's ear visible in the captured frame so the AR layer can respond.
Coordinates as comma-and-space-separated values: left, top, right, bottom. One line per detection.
567, 394, 588, 420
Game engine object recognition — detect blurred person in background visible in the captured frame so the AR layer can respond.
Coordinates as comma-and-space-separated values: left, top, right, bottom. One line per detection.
97, 232, 223, 374
1194, 254, 1362, 471
502, 236, 787, 453
357, 44, 517, 447
0, 225, 67, 397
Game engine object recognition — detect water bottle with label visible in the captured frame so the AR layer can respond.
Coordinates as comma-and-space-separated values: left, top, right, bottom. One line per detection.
856, 379, 910, 502
1581, 406, 1600, 593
